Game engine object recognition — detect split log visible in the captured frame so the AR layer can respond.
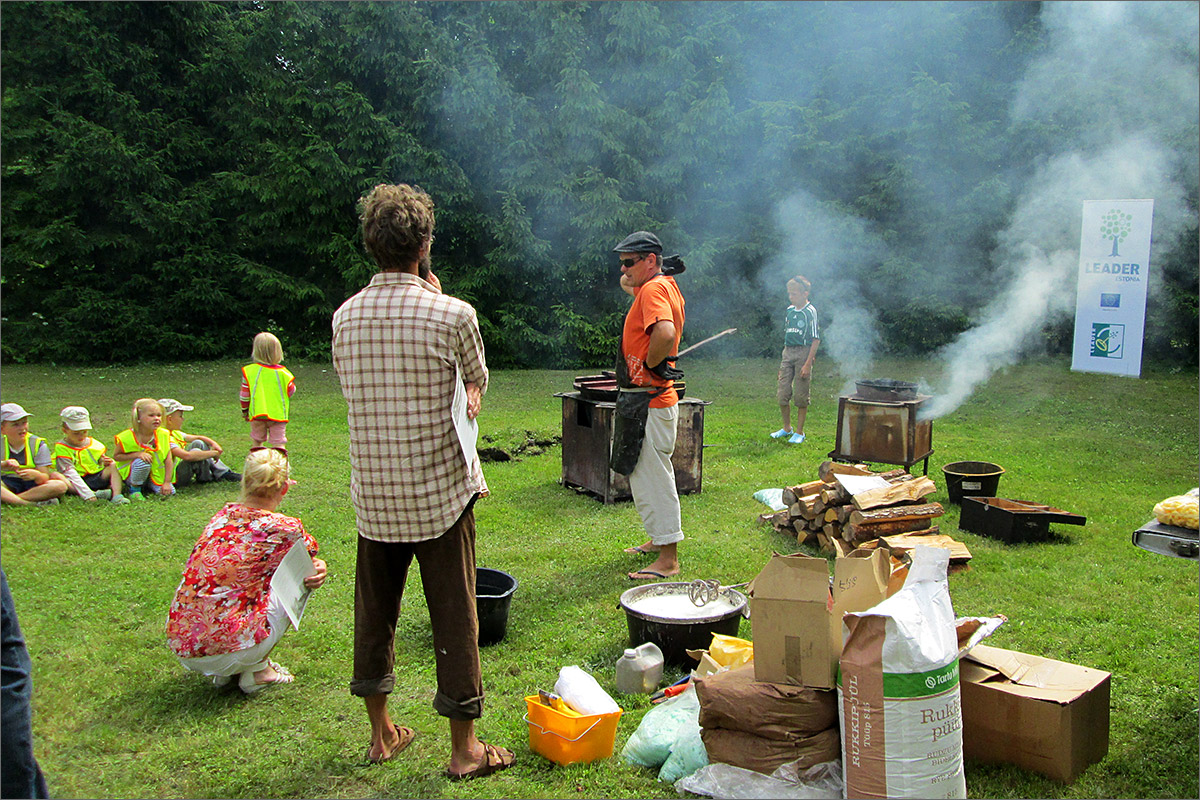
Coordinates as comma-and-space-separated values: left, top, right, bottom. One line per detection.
845, 520, 940, 543
824, 508, 840, 524
758, 510, 790, 527
834, 505, 853, 525
790, 496, 819, 519
852, 477, 938, 511
782, 480, 827, 505
812, 496, 828, 516
848, 502, 944, 526
832, 537, 851, 558
878, 468, 909, 482
823, 522, 842, 541
818, 461, 874, 482
821, 484, 851, 506
880, 532, 972, 562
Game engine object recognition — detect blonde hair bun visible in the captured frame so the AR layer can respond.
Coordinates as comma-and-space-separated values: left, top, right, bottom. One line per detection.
241, 447, 290, 499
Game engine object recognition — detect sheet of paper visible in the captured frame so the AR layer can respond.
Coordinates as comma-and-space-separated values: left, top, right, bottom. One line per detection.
271, 541, 317, 631
833, 474, 890, 495
451, 363, 479, 472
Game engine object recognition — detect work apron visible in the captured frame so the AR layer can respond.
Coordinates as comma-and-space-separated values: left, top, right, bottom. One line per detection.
610, 351, 664, 477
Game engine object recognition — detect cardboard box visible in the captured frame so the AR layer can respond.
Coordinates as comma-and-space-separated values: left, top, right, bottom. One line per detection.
960, 644, 1111, 783
748, 550, 889, 689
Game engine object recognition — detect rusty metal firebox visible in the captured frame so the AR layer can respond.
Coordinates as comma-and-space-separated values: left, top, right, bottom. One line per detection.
556, 390, 709, 504
829, 387, 934, 474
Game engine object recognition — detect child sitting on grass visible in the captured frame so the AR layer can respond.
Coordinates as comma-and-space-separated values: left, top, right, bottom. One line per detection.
53, 406, 129, 504
241, 332, 295, 449
112, 398, 175, 500
1, 403, 69, 507
159, 398, 240, 487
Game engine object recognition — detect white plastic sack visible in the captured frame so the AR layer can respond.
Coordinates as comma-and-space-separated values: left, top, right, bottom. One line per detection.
555, 665, 620, 716
838, 545, 967, 799
675, 758, 843, 800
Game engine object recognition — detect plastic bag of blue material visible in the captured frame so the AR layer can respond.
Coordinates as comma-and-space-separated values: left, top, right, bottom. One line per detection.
658, 714, 709, 783
752, 488, 787, 512
621, 686, 700, 769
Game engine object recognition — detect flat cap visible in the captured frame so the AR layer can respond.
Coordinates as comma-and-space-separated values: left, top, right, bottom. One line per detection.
612, 231, 663, 254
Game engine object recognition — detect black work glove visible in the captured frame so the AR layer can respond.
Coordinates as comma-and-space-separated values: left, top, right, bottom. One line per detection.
648, 357, 684, 381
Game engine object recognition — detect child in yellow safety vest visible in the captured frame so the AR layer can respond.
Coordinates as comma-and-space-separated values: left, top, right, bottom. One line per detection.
1, 403, 69, 506
112, 398, 175, 500
240, 332, 296, 448
53, 406, 130, 504
159, 398, 241, 486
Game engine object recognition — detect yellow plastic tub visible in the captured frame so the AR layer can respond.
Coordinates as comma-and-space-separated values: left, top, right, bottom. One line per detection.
523, 695, 622, 766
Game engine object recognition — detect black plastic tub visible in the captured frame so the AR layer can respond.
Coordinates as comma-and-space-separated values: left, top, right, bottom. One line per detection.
943, 461, 1005, 503
618, 583, 748, 667
476, 568, 518, 646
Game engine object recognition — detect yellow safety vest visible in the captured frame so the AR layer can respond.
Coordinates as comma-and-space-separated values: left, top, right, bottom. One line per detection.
243, 363, 293, 422
167, 429, 188, 482
53, 438, 107, 477
2, 433, 47, 473
114, 428, 171, 486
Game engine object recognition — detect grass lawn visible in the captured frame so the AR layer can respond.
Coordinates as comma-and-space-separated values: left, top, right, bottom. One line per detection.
0, 356, 1196, 799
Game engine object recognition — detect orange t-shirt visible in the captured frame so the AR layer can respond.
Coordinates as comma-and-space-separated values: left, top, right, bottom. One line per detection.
622, 275, 685, 408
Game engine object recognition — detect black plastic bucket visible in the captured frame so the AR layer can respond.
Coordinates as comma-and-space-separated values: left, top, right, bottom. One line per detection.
476, 568, 517, 646
943, 461, 1005, 503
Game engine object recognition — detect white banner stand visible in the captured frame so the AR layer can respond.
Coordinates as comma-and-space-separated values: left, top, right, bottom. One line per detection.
1071, 199, 1153, 377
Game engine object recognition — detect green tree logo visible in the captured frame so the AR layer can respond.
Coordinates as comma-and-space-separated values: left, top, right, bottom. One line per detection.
1100, 209, 1133, 257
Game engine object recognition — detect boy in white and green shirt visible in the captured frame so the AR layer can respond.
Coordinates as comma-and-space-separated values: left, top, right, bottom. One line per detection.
770, 275, 820, 444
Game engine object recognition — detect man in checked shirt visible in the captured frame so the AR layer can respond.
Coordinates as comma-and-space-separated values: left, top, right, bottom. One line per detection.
332, 184, 514, 779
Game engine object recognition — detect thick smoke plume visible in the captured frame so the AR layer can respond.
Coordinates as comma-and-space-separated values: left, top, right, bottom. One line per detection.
759, 2, 1197, 418
924, 1, 1198, 417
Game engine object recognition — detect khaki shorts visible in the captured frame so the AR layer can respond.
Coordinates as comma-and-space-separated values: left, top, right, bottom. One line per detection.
777, 346, 812, 407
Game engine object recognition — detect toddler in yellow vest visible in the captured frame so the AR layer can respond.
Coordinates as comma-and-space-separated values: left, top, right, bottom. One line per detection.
112, 398, 175, 500
240, 332, 295, 448
54, 406, 129, 504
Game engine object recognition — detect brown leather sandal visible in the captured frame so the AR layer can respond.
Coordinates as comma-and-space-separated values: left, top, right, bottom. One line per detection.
445, 742, 515, 780
365, 725, 415, 764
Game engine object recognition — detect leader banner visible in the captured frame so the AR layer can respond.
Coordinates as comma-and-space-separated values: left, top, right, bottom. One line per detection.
1071, 199, 1153, 377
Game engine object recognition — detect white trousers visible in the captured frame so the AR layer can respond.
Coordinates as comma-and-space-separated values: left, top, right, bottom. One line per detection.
176, 592, 290, 678
629, 405, 684, 545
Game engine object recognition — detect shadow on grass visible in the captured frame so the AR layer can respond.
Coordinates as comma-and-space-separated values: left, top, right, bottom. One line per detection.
90, 671, 260, 734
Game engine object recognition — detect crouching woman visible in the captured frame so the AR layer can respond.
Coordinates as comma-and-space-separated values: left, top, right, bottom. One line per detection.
166, 447, 326, 694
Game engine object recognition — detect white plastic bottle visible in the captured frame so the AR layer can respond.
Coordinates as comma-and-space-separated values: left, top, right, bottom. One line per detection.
614, 642, 664, 694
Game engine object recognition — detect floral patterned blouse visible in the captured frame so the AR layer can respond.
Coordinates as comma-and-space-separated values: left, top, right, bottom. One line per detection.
166, 502, 318, 659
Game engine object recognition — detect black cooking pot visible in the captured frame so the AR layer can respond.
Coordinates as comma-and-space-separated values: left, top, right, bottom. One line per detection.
855, 378, 918, 402
618, 583, 749, 667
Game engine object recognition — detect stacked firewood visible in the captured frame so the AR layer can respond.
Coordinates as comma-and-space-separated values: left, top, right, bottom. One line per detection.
763, 461, 947, 557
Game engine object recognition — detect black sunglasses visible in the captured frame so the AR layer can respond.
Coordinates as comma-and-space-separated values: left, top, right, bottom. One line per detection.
619, 256, 646, 269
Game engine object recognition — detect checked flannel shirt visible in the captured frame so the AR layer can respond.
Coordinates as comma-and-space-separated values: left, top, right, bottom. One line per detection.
332, 271, 489, 543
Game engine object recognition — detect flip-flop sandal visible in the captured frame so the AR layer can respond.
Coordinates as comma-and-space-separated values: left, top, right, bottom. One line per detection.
628, 569, 678, 581
366, 725, 416, 764
445, 742, 515, 781
623, 544, 659, 555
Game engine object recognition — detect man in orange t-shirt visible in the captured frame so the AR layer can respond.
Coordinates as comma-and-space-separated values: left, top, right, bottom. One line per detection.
612, 231, 687, 581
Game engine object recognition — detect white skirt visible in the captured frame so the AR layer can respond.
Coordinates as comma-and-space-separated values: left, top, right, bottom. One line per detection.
176, 592, 290, 677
